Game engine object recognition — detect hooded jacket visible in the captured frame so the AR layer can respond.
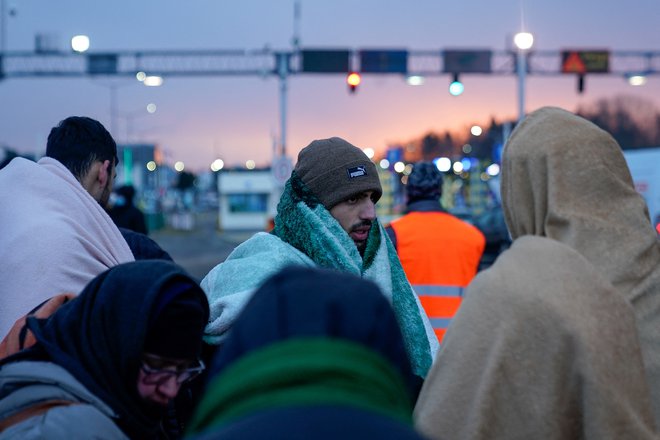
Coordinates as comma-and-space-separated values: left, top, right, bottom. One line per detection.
501, 106, 660, 423
0, 260, 209, 439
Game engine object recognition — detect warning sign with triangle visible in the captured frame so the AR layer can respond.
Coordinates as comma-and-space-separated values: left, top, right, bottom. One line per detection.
562, 51, 586, 74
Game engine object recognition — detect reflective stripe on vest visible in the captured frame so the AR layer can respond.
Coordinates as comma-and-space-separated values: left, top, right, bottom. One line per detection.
412, 284, 463, 343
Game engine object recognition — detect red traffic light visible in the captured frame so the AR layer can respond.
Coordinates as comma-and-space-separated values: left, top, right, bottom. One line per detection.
346, 72, 361, 93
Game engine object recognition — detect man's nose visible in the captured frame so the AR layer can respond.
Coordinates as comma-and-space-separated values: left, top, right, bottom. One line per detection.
158, 376, 182, 400
360, 199, 376, 221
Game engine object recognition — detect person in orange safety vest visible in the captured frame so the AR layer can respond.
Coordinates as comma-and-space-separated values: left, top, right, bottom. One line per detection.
386, 162, 485, 342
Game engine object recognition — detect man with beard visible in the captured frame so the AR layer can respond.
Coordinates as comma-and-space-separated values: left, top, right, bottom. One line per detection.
0, 116, 134, 338
201, 137, 438, 382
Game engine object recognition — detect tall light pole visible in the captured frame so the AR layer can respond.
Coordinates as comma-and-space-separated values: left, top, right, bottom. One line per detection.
514, 31, 534, 122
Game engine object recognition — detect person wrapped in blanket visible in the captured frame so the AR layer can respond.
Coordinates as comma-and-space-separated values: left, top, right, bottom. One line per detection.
201, 137, 438, 384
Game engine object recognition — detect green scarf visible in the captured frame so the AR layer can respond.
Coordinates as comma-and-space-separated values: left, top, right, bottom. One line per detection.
271, 173, 433, 378
187, 338, 413, 435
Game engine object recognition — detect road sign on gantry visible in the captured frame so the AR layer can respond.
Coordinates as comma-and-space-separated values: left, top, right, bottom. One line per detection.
561, 50, 610, 74
359, 50, 408, 73
301, 49, 350, 73
443, 50, 492, 73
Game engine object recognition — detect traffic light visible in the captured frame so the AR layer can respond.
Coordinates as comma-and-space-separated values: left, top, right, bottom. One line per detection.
449, 73, 464, 96
347, 71, 361, 94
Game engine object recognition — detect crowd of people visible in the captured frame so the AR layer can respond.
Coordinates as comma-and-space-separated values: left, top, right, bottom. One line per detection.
0, 107, 659, 439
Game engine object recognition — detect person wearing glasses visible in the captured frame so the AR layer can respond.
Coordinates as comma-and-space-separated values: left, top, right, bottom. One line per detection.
0, 260, 209, 440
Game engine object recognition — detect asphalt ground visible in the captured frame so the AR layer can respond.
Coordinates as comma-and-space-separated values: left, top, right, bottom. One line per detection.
149, 211, 258, 282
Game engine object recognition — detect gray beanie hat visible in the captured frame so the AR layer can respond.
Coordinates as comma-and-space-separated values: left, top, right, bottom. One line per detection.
407, 161, 443, 202
294, 137, 382, 209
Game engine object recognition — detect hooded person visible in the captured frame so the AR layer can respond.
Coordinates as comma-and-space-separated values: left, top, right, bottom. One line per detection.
501, 106, 660, 423
187, 266, 428, 440
0, 260, 209, 439
413, 107, 658, 439
201, 137, 438, 381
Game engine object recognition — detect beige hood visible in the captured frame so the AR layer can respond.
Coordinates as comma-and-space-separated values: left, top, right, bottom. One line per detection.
501, 106, 660, 423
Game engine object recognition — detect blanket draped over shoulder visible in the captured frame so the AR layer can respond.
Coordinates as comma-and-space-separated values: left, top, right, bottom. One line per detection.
0, 157, 134, 338
414, 236, 657, 440
202, 172, 436, 378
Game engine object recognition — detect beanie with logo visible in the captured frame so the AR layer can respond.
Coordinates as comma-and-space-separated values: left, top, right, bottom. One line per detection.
294, 137, 382, 209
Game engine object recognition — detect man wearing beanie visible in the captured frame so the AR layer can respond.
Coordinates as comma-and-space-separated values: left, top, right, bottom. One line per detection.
202, 137, 438, 382
386, 161, 485, 343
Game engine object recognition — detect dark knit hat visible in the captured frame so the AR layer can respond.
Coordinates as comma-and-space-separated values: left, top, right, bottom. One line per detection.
145, 281, 208, 359
407, 161, 443, 202
294, 137, 382, 209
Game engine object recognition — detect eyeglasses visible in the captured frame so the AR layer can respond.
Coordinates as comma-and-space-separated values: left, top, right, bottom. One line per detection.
140, 358, 205, 386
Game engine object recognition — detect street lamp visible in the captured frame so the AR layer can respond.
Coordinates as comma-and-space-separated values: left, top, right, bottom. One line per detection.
70, 35, 90, 53
514, 31, 534, 122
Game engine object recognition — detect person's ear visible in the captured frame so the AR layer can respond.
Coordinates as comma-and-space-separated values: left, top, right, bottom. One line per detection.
98, 160, 111, 188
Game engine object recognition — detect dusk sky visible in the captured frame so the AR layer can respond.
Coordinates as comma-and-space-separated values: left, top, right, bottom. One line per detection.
1, 0, 659, 171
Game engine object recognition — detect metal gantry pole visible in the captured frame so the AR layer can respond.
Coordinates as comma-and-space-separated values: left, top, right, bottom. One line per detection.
277, 52, 289, 157
516, 48, 526, 123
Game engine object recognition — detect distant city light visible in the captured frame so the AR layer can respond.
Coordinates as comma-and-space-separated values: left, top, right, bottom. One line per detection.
363, 147, 375, 159
406, 75, 425, 86
146, 103, 157, 113
628, 75, 647, 86
379, 159, 390, 169
71, 35, 90, 53
514, 32, 534, 50
487, 163, 501, 176
461, 158, 472, 171
136, 71, 147, 82
144, 76, 163, 87
174, 161, 185, 172
403, 164, 414, 175
211, 159, 224, 172
435, 157, 451, 172
246, 159, 256, 170
452, 161, 464, 174
462, 144, 472, 154
146, 161, 157, 171
470, 125, 483, 136
393, 161, 406, 173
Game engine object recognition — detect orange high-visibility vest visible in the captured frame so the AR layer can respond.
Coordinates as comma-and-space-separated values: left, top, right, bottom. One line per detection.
390, 211, 485, 342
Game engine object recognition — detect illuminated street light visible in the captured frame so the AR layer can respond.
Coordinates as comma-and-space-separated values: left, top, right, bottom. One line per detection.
435, 157, 451, 172
379, 159, 390, 169
487, 163, 501, 176
514, 31, 534, 122
136, 71, 147, 82
363, 147, 375, 159
143, 75, 163, 87
627, 74, 647, 86
146, 161, 157, 171
245, 159, 256, 170
470, 125, 483, 136
146, 103, 157, 113
71, 35, 90, 53
211, 159, 224, 172
514, 32, 534, 50
406, 75, 425, 86
174, 161, 185, 172
393, 161, 406, 173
